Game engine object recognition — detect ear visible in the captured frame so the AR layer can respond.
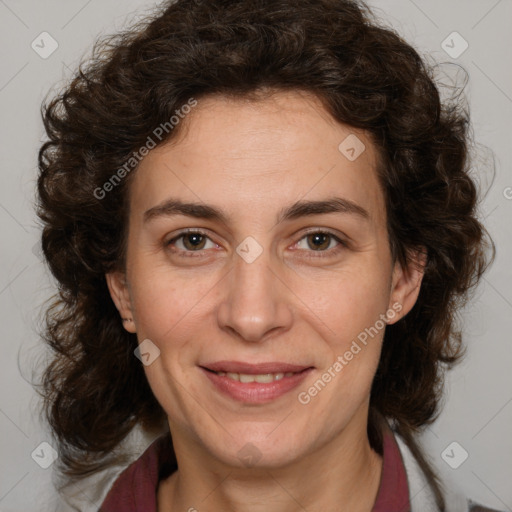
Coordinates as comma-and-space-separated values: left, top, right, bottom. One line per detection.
105, 272, 137, 333
387, 247, 427, 325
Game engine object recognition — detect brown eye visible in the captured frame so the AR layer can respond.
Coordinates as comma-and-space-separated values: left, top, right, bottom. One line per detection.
181, 233, 207, 251
166, 230, 217, 254
306, 233, 332, 251
292, 230, 347, 258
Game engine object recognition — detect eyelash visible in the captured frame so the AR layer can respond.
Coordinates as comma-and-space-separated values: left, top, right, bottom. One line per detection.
165, 228, 347, 259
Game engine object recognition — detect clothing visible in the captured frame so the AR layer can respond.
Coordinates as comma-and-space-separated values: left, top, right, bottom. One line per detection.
56, 423, 504, 512
99, 426, 410, 512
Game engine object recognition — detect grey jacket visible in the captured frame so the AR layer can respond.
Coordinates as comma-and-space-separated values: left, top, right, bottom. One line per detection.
394, 435, 504, 512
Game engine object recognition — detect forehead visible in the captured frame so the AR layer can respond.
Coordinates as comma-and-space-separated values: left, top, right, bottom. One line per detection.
130, 90, 386, 227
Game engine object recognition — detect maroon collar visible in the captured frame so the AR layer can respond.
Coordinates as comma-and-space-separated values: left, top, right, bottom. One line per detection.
372, 425, 411, 511
100, 427, 410, 511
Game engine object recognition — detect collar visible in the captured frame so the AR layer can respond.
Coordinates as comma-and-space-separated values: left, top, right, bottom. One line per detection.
99, 424, 410, 512
58, 422, 473, 512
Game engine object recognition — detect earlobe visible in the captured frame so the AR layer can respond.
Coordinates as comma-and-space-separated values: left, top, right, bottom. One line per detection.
387, 247, 427, 325
105, 272, 137, 333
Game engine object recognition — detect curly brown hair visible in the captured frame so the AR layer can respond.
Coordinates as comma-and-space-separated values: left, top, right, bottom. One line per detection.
36, 0, 493, 506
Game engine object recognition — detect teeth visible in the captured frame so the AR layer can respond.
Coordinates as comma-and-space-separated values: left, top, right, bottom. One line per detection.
216, 371, 295, 383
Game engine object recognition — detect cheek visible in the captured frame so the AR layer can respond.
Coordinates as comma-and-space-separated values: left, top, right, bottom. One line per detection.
290, 259, 392, 408
128, 269, 214, 415
293, 260, 392, 343
128, 256, 218, 340
294, 269, 389, 418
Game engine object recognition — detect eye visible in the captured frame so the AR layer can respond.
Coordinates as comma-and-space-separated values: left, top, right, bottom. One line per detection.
165, 228, 347, 259
166, 229, 218, 255
293, 230, 346, 255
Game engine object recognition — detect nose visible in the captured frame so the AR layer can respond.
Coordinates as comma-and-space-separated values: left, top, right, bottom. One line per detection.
216, 245, 293, 343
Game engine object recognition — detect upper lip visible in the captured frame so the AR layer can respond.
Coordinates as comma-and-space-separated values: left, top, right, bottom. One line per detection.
202, 361, 312, 374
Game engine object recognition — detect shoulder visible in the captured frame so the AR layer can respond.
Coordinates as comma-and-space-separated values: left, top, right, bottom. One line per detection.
55, 427, 170, 512
99, 432, 176, 512
392, 430, 505, 512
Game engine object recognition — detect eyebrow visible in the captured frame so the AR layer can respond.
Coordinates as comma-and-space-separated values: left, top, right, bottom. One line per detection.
143, 197, 370, 224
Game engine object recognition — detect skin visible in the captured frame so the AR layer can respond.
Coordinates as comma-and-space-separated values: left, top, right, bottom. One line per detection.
107, 90, 425, 512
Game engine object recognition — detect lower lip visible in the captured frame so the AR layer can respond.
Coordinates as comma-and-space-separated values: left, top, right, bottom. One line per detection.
201, 367, 314, 404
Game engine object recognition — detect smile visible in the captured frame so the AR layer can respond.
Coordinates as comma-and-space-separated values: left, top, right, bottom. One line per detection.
211, 370, 297, 383
201, 367, 313, 403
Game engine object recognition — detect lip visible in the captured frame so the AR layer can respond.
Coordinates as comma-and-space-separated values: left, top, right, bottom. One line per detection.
201, 361, 312, 374
200, 365, 314, 404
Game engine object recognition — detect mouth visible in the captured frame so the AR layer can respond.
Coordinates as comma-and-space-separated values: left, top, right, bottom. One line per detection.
200, 361, 314, 403
203, 369, 302, 384
201, 360, 312, 374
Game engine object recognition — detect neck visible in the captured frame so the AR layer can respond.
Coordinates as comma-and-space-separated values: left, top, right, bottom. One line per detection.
158, 415, 383, 512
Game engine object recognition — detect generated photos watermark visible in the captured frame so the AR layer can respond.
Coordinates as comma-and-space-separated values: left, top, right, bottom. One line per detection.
297, 302, 402, 405
93, 97, 198, 200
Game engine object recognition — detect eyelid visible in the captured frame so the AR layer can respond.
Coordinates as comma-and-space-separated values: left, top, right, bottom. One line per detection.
165, 227, 348, 257
291, 228, 348, 255
298, 226, 346, 240
166, 227, 211, 240
165, 227, 215, 245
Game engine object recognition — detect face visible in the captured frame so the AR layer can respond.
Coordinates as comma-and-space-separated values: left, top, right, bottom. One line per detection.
107, 90, 423, 469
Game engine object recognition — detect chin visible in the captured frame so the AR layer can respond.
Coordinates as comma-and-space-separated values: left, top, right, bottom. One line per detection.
202, 425, 309, 470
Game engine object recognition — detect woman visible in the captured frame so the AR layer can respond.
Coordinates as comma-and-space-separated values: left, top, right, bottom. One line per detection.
36, 0, 498, 510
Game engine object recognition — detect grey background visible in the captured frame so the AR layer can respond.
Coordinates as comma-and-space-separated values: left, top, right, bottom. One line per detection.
0, 0, 511, 510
